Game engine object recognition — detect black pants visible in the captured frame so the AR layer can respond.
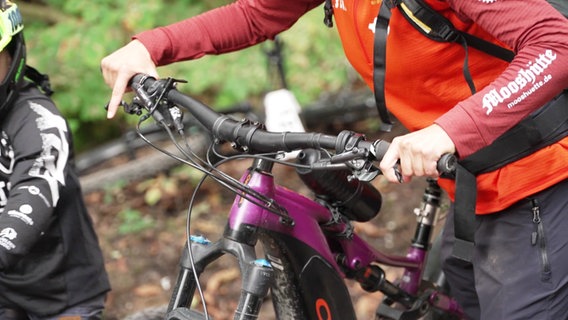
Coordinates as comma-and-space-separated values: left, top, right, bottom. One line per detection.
441, 179, 568, 320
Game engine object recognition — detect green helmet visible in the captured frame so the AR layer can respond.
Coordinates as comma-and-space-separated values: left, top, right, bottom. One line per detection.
0, 0, 25, 113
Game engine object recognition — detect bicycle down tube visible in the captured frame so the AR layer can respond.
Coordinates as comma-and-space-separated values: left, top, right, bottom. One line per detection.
122, 75, 463, 320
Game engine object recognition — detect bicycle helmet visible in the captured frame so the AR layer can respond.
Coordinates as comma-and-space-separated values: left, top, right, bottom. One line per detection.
0, 0, 25, 114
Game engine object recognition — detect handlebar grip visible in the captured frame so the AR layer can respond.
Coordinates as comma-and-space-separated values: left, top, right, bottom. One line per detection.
130, 74, 155, 87
373, 140, 457, 176
437, 153, 457, 175
373, 140, 390, 161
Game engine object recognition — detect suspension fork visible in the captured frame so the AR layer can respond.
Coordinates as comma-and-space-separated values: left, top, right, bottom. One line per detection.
167, 235, 274, 320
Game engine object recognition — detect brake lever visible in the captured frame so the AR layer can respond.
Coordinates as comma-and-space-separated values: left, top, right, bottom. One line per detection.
121, 99, 144, 116
329, 147, 380, 182
348, 161, 379, 182
330, 147, 368, 164
307, 157, 378, 182
309, 159, 349, 171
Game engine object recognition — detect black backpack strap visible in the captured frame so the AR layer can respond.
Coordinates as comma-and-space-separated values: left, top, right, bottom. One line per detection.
397, 0, 514, 95
397, 0, 515, 62
372, 0, 396, 132
462, 90, 568, 174
323, 0, 334, 28
451, 164, 477, 262
24, 65, 53, 96
460, 33, 514, 62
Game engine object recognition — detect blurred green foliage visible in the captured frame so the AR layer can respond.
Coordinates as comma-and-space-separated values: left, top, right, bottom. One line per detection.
20, 0, 354, 153
117, 208, 155, 235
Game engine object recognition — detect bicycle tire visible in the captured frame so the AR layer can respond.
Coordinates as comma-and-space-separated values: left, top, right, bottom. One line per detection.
76, 129, 169, 176
123, 305, 168, 320
79, 133, 210, 194
76, 102, 255, 192
124, 305, 214, 320
301, 88, 378, 130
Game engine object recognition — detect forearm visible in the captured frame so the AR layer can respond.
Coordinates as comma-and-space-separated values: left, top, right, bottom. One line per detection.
0, 178, 57, 270
438, 0, 568, 158
135, 0, 323, 66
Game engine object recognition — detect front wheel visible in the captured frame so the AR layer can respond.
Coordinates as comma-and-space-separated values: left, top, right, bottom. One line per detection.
124, 306, 212, 320
123, 305, 168, 320
166, 308, 212, 320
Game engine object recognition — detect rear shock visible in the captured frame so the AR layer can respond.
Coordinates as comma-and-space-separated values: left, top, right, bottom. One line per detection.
411, 178, 442, 250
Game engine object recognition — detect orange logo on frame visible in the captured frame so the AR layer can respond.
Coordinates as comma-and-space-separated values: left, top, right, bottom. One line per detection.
316, 298, 332, 320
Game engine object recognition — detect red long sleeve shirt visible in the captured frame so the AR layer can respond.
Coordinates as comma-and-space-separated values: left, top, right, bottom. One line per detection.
135, 0, 568, 213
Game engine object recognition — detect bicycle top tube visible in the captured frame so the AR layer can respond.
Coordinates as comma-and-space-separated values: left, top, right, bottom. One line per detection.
226, 166, 422, 274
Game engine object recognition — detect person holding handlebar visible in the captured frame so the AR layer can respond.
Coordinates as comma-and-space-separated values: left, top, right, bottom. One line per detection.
101, 1, 568, 319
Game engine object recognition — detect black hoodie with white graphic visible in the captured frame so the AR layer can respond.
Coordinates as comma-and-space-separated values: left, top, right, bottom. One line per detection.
0, 82, 110, 316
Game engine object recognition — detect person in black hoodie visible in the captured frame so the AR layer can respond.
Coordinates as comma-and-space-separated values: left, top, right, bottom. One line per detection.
0, 1, 110, 319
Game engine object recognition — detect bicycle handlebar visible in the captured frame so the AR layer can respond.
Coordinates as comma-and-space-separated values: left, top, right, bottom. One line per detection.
127, 74, 456, 176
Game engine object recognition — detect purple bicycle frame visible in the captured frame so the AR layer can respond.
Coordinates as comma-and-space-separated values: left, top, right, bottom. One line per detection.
173, 163, 463, 319
229, 167, 425, 296
230, 167, 423, 268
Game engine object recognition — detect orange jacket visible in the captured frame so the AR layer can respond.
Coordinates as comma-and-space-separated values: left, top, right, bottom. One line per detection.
136, 0, 568, 214
332, 0, 568, 213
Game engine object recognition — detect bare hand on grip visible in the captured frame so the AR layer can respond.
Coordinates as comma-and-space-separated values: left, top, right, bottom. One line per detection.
100, 40, 159, 119
379, 124, 456, 183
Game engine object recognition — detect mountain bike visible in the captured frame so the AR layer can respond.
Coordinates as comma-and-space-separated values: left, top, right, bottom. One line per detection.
120, 74, 463, 320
